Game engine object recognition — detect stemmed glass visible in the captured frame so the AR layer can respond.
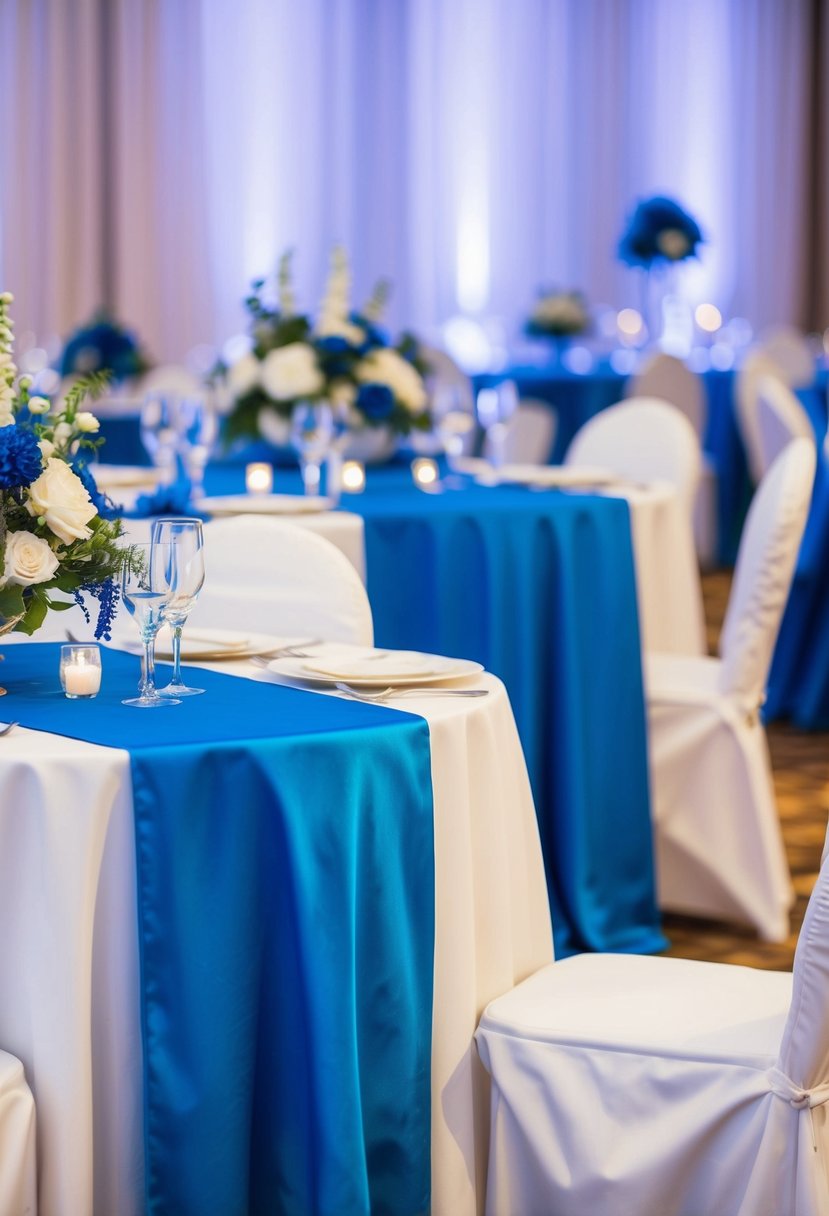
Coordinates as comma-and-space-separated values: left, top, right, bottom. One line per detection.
290, 401, 334, 495
477, 380, 518, 469
432, 384, 476, 474
140, 393, 178, 481
120, 541, 181, 708
151, 518, 206, 697
176, 398, 218, 500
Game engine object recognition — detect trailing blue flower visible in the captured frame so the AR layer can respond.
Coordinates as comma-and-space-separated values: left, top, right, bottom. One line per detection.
81, 578, 121, 641
356, 382, 395, 421
618, 196, 703, 268
0, 425, 42, 489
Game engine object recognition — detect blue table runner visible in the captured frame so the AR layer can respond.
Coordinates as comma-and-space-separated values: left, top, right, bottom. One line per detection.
2, 643, 435, 1216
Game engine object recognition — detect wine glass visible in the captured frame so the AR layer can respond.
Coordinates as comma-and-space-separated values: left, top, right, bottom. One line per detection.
290, 401, 334, 495
140, 393, 179, 480
176, 398, 218, 500
151, 518, 206, 697
432, 384, 476, 473
120, 542, 181, 708
478, 380, 518, 468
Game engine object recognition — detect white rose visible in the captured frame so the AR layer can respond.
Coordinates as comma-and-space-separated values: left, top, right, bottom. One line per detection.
26, 458, 97, 545
3, 530, 59, 588
256, 408, 291, 447
329, 380, 357, 411
39, 438, 54, 460
657, 228, 691, 260
27, 395, 50, 414
75, 411, 100, 433
0, 406, 14, 429
355, 348, 427, 413
227, 353, 261, 398
260, 342, 324, 401
52, 421, 73, 448
315, 318, 366, 347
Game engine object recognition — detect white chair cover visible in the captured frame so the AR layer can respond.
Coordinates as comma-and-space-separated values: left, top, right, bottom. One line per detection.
565, 397, 701, 519
755, 375, 815, 478
421, 344, 476, 416
736, 350, 793, 482
646, 439, 816, 939
758, 325, 815, 388
627, 355, 717, 564
196, 516, 374, 644
476, 850, 829, 1216
629, 352, 705, 438
484, 399, 557, 466
0, 1050, 36, 1216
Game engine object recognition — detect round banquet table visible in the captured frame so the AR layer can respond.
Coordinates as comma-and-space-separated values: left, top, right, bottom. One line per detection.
0, 641, 551, 1216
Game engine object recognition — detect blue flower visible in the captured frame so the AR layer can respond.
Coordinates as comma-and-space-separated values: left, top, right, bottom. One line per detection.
60, 315, 147, 380
78, 578, 121, 641
72, 460, 121, 520
350, 312, 389, 352
0, 426, 42, 489
316, 335, 352, 355
618, 196, 703, 268
356, 383, 395, 421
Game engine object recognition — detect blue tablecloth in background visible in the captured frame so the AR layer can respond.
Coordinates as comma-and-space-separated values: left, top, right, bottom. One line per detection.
2, 644, 435, 1216
199, 462, 665, 958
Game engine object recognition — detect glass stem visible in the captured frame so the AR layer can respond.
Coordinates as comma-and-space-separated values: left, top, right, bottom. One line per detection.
171, 624, 184, 686
141, 633, 156, 697
303, 460, 321, 495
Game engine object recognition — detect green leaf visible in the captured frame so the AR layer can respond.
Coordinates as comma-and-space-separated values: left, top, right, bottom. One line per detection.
0, 584, 24, 625
17, 594, 48, 635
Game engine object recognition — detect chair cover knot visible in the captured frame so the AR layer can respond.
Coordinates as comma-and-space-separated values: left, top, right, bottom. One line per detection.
768, 1066, 829, 1109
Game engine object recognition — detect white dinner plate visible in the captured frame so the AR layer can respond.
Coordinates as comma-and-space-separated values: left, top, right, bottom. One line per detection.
91, 464, 162, 490
269, 651, 484, 688
494, 464, 618, 488
200, 494, 333, 516
113, 627, 304, 662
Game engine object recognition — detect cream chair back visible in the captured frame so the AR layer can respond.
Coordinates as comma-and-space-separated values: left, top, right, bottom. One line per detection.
719, 439, 815, 707
778, 846, 829, 1096
196, 516, 374, 645
756, 376, 815, 476
629, 352, 705, 439
484, 398, 557, 466
757, 325, 815, 388
737, 351, 791, 482
565, 397, 701, 517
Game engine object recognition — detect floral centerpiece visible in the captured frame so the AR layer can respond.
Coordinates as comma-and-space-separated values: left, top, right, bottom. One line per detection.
0, 292, 133, 642
221, 249, 431, 447
526, 290, 591, 339
59, 309, 151, 381
617, 196, 703, 268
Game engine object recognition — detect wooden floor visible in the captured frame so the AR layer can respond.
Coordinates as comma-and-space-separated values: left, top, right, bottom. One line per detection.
662, 570, 829, 971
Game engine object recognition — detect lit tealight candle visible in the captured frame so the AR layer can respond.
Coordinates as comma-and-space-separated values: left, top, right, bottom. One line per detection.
60, 645, 102, 699
341, 460, 366, 493
245, 462, 274, 496
412, 458, 439, 489
695, 303, 722, 335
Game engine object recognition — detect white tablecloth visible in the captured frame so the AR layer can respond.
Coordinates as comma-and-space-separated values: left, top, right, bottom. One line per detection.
0, 649, 551, 1216
611, 483, 707, 656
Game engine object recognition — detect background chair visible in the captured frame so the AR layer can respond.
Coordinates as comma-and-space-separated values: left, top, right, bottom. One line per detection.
476, 841, 829, 1216
565, 396, 701, 519
483, 398, 558, 466
196, 516, 374, 644
757, 324, 815, 388
645, 438, 816, 940
628, 352, 718, 566
755, 375, 815, 476
737, 349, 798, 483
0, 1050, 36, 1216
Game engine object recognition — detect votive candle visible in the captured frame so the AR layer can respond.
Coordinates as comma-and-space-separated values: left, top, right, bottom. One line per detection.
60, 645, 102, 699
245, 462, 274, 495
341, 460, 366, 493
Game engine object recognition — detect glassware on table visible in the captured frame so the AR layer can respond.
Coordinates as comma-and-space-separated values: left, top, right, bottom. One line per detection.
60, 644, 102, 699
140, 393, 179, 481
150, 518, 206, 697
120, 541, 181, 708
431, 383, 476, 473
290, 401, 334, 495
176, 397, 218, 500
477, 379, 518, 469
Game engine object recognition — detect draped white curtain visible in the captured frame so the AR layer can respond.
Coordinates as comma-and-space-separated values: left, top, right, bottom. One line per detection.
0, 0, 821, 360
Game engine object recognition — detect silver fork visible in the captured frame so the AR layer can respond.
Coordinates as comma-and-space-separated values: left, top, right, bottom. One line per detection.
0, 721, 19, 736
335, 683, 489, 701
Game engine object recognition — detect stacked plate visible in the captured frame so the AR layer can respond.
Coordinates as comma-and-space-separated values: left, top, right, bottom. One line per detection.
269, 646, 483, 688
200, 494, 332, 516
115, 626, 281, 662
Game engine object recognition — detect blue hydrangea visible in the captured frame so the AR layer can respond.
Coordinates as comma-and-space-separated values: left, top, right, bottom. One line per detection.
0, 425, 43, 489
618, 196, 703, 268
356, 383, 395, 422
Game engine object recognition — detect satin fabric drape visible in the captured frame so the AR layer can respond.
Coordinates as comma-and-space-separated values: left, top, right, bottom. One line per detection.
0, 643, 436, 1216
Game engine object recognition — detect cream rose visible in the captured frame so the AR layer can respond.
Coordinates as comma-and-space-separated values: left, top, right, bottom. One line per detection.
227, 352, 261, 397
26, 395, 50, 414
261, 342, 324, 401
3, 530, 59, 588
26, 458, 97, 545
355, 348, 427, 413
75, 411, 100, 433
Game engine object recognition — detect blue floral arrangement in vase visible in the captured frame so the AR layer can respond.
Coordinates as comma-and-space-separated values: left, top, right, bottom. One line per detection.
617, 196, 704, 340
59, 310, 151, 383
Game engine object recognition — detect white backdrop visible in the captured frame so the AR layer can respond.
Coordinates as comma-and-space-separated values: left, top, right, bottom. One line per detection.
0, 0, 821, 361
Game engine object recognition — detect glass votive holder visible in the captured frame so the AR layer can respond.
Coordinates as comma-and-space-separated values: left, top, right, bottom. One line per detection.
412, 457, 439, 490
245, 462, 273, 496
60, 644, 102, 699
341, 460, 366, 493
